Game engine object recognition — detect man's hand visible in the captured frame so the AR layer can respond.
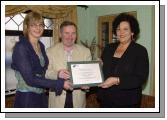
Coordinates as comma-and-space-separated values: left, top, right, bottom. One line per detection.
58, 69, 70, 80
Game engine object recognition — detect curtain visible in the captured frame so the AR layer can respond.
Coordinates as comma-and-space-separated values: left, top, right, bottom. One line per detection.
5, 5, 77, 44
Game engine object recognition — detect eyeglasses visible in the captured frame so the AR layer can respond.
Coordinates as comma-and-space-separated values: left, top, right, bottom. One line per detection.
29, 23, 45, 28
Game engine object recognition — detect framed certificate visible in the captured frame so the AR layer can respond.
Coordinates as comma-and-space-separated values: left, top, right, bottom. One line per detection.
67, 61, 104, 88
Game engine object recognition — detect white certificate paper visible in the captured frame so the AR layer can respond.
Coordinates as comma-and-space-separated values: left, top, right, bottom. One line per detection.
67, 61, 104, 88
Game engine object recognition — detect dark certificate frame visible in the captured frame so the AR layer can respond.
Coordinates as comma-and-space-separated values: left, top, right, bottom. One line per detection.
67, 61, 104, 88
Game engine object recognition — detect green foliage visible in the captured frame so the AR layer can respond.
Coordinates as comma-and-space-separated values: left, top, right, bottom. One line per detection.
80, 37, 97, 60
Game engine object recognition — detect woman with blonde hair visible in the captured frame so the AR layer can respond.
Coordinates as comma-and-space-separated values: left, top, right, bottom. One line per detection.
11, 11, 72, 108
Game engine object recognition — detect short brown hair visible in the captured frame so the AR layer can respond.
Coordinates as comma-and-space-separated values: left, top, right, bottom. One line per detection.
60, 21, 77, 32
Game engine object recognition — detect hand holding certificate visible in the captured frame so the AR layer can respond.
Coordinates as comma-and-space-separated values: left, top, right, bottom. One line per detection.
67, 61, 104, 88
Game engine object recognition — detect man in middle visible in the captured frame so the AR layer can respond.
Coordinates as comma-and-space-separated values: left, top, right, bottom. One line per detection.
46, 21, 92, 108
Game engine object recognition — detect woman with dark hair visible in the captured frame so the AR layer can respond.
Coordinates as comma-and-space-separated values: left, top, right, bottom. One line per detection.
11, 12, 73, 108
97, 13, 149, 108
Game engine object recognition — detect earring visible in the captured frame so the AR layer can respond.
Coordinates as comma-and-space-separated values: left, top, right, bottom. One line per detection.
131, 34, 134, 41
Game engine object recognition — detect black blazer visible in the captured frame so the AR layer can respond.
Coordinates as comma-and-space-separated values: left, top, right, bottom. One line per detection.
98, 41, 149, 105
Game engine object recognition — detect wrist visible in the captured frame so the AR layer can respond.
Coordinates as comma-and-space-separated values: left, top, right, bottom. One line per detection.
57, 70, 61, 78
115, 77, 120, 85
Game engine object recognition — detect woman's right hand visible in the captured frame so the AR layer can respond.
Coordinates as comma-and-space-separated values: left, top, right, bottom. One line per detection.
63, 80, 73, 91
98, 77, 119, 88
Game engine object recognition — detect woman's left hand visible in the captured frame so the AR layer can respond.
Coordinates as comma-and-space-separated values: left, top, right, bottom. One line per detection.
98, 77, 119, 88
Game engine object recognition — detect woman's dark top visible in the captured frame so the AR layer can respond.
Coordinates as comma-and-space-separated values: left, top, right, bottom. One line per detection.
97, 41, 149, 107
11, 36, 64, 108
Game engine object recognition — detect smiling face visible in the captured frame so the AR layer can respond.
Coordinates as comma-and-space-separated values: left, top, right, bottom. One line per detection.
60, 25, 77, 48
23, 12, 44, 41
116, 21, 134, 44
28, 20, 44, 40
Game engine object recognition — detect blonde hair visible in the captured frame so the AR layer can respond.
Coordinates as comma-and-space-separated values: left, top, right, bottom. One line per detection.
23, 11, 44, 37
